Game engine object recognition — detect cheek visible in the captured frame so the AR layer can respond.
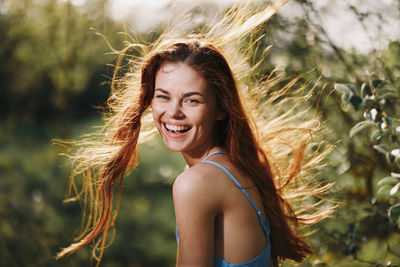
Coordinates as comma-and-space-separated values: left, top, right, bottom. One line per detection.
151, 107, 157, 120
151, 101, 161, 120
193, 109, 218, 129
151, 108, 163, 133
151, 107, 163, 131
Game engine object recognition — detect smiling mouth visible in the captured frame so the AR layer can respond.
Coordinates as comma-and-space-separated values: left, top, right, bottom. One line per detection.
164, 123, 191, 134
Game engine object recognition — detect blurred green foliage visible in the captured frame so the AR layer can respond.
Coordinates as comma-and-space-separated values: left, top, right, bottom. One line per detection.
331, 76, 400, 266
0, 0, 123, 123
1, 0, 400, 266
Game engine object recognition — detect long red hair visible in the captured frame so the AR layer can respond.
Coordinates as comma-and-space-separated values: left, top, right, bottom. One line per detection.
56, 1, 333, 266
141, 40, 312, 266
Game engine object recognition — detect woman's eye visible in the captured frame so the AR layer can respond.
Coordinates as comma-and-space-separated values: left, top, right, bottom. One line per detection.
185, 98, 201, 104
155, 95, 169, 100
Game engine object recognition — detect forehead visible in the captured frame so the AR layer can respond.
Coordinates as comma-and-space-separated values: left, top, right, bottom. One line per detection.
155, 62, 208, 94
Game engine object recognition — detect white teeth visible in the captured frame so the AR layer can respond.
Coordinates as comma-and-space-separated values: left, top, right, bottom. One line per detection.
165, 124, 190, 132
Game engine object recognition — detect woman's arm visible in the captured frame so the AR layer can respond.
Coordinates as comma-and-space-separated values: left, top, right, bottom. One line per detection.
173, 167, 220, 266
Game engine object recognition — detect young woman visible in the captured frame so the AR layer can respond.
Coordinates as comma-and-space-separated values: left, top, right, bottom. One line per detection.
57, 2, 332, 266
150, 46, 274, 266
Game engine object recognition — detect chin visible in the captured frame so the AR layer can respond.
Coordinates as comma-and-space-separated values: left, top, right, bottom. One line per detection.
165, 145, 182, 152
162, 139, 187, 153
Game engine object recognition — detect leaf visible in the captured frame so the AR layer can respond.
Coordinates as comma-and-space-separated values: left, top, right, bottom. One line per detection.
370, 108, 378, 121
391, 149, 400, 159
350, 95, 363, 110
388, 203, 400, 227
371, 79, 385, 89
334, 84, 363, 109
380, 88, 396, 95
377, 176, 399, 186
386, 153, 396, 165
377, 185, 392, 198
349, 121, 376, 137
341, 92, 352, 103
334, 83, 356, 95
370, 130, 383, 142
373, 144, 391, 154
392, 172, 400, 178
390, 183, 400, 196
346, 84, 357, 94
363, 110, 372, 120
360, 82, 368, 97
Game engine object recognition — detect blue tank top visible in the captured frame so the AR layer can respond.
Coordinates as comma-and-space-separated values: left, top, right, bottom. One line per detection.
176, 151, 271, 267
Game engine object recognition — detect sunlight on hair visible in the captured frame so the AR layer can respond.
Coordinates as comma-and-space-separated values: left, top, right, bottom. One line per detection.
55, 0, 335, 265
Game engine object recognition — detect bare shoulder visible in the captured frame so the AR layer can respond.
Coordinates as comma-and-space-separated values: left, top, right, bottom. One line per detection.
173, 163, 225, 212
173, 162, 226, 192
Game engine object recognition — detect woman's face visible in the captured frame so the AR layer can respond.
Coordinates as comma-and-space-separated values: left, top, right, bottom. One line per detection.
151, 62, 223, 156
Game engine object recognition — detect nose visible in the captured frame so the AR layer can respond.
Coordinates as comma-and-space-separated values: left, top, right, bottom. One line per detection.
167, 100, 185, 119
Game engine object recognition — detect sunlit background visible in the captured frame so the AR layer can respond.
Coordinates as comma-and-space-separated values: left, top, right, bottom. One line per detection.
1, 0, 400, 266
108, 0, 400, 52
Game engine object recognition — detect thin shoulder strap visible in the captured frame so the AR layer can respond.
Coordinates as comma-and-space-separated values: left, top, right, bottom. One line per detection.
201, 152, 270, 236
202, 150, 226, 161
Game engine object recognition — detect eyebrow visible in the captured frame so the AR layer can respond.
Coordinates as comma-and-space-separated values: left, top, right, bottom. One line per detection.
154, 88, 205, 97
154, 88, 169, 94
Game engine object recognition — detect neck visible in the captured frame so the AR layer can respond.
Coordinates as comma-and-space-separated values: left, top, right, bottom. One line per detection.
182, 146, 224, 167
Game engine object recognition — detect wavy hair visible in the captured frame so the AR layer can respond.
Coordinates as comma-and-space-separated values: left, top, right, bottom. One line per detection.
56, 1, 333, 266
